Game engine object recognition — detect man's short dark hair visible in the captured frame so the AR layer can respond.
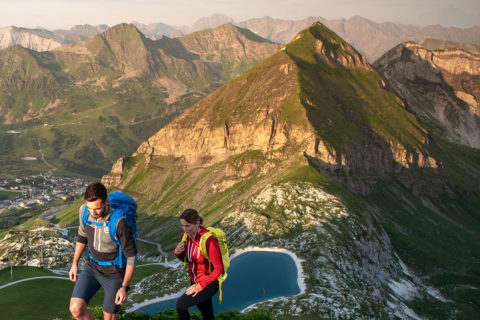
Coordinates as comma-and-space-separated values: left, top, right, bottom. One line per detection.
84, 182, 108, 202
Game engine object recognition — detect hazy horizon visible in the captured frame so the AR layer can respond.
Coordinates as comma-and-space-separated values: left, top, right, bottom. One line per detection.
0, 0, 479, 31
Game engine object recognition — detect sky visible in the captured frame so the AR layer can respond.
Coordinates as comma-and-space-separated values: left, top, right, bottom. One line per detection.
0, 0, 479, 30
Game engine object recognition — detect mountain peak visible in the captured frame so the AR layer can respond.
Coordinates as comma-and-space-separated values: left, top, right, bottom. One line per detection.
129, 22, 434, 187
100, 23, 147, 49
289, 22, 372, 70
176, 23, 281, 79
191, 13, 235, 32
55, 23, 155, 77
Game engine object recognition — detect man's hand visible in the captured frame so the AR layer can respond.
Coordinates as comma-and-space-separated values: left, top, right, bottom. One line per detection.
70, 242, 86, 282
115, 287, 128, 305
69, 263, 78, 282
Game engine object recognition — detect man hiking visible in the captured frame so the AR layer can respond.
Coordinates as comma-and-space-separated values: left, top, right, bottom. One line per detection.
69, 182, 137, 320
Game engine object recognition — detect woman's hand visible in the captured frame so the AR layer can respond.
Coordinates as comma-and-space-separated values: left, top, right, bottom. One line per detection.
174, 241, 186, 255
186, 283, 203, 297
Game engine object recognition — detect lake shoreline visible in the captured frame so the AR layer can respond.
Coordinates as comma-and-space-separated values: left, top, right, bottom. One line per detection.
127, 246, 306, 313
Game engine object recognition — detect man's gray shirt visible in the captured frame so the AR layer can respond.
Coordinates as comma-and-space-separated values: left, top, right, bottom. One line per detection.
78, 203, 137, 278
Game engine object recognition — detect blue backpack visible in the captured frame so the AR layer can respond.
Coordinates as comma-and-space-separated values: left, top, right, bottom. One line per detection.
82, 192, 139, 268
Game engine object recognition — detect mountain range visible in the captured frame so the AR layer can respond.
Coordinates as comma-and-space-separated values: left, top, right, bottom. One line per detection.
0, 23, 280, 178
93, 22, 480, 319
1, 14, 479, 62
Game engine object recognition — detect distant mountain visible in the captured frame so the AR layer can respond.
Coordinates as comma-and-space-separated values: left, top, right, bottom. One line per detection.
0, 24, 108, 52
238, 15, 480, 62
99, 22, 480, 318
165, 23, 281, 80
421, 38, 480, 54
331, 16, 480, 62
238, 16, 325, 44
133, 21, 180, 39
0, 23, 280, 178
0, 26, 65, 51
374, 41, 480, 148
52, 24, 108, 43
186, 13, 235, 33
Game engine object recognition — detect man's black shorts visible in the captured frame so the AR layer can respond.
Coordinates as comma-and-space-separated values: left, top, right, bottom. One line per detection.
71, 266, 123, 314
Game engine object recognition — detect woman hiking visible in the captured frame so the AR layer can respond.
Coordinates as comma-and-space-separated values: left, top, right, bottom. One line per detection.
173, 208, 224, 320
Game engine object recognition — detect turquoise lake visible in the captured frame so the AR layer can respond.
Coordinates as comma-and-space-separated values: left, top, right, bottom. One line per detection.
136, 251, 301, 314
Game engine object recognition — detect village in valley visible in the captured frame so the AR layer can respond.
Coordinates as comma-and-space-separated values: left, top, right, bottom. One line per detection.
0, 173, 92, 270
0, 173, 90, 213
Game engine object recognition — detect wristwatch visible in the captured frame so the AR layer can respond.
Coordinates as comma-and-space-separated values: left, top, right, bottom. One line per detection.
121, 285, 130, 292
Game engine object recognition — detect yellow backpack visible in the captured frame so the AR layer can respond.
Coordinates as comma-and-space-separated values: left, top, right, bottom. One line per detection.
182, 227, 230, 303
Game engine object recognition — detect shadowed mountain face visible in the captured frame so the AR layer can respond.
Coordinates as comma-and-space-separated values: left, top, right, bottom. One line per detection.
100, 22, 480, 319
374, 42, 480, 149
0, 23, 280, 178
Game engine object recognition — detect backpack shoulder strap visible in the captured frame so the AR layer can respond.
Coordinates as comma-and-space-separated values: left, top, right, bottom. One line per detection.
181, 233, 188, 268
199, 231, 214, 263
107, 209, 123, 245
81, 204, 89, 228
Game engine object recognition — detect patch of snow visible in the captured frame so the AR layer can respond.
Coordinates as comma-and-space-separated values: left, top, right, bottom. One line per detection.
389, 278, 417, 300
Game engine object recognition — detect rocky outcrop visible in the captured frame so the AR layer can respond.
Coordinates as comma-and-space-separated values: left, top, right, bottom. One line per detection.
374, 42, 480, 149
101, 156, 127, 188
312, 35, 372, 71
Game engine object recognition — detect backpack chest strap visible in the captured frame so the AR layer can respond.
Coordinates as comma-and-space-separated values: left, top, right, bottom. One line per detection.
84, 220, 106, 227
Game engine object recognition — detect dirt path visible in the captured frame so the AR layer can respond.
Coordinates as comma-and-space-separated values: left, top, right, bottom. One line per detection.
0, 276, 69, 290
37, 137, 57, 173
136, 238, 168, 257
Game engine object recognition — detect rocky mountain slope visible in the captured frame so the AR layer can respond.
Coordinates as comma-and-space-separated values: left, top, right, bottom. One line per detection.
374, 41, 480, 149
0, 26, 64, 52
98, 22, 480, 319
156, 23, 281, 82
0, 23, 280, 178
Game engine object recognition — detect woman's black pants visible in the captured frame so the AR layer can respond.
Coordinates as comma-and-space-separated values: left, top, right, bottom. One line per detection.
176, 281, 219, 320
